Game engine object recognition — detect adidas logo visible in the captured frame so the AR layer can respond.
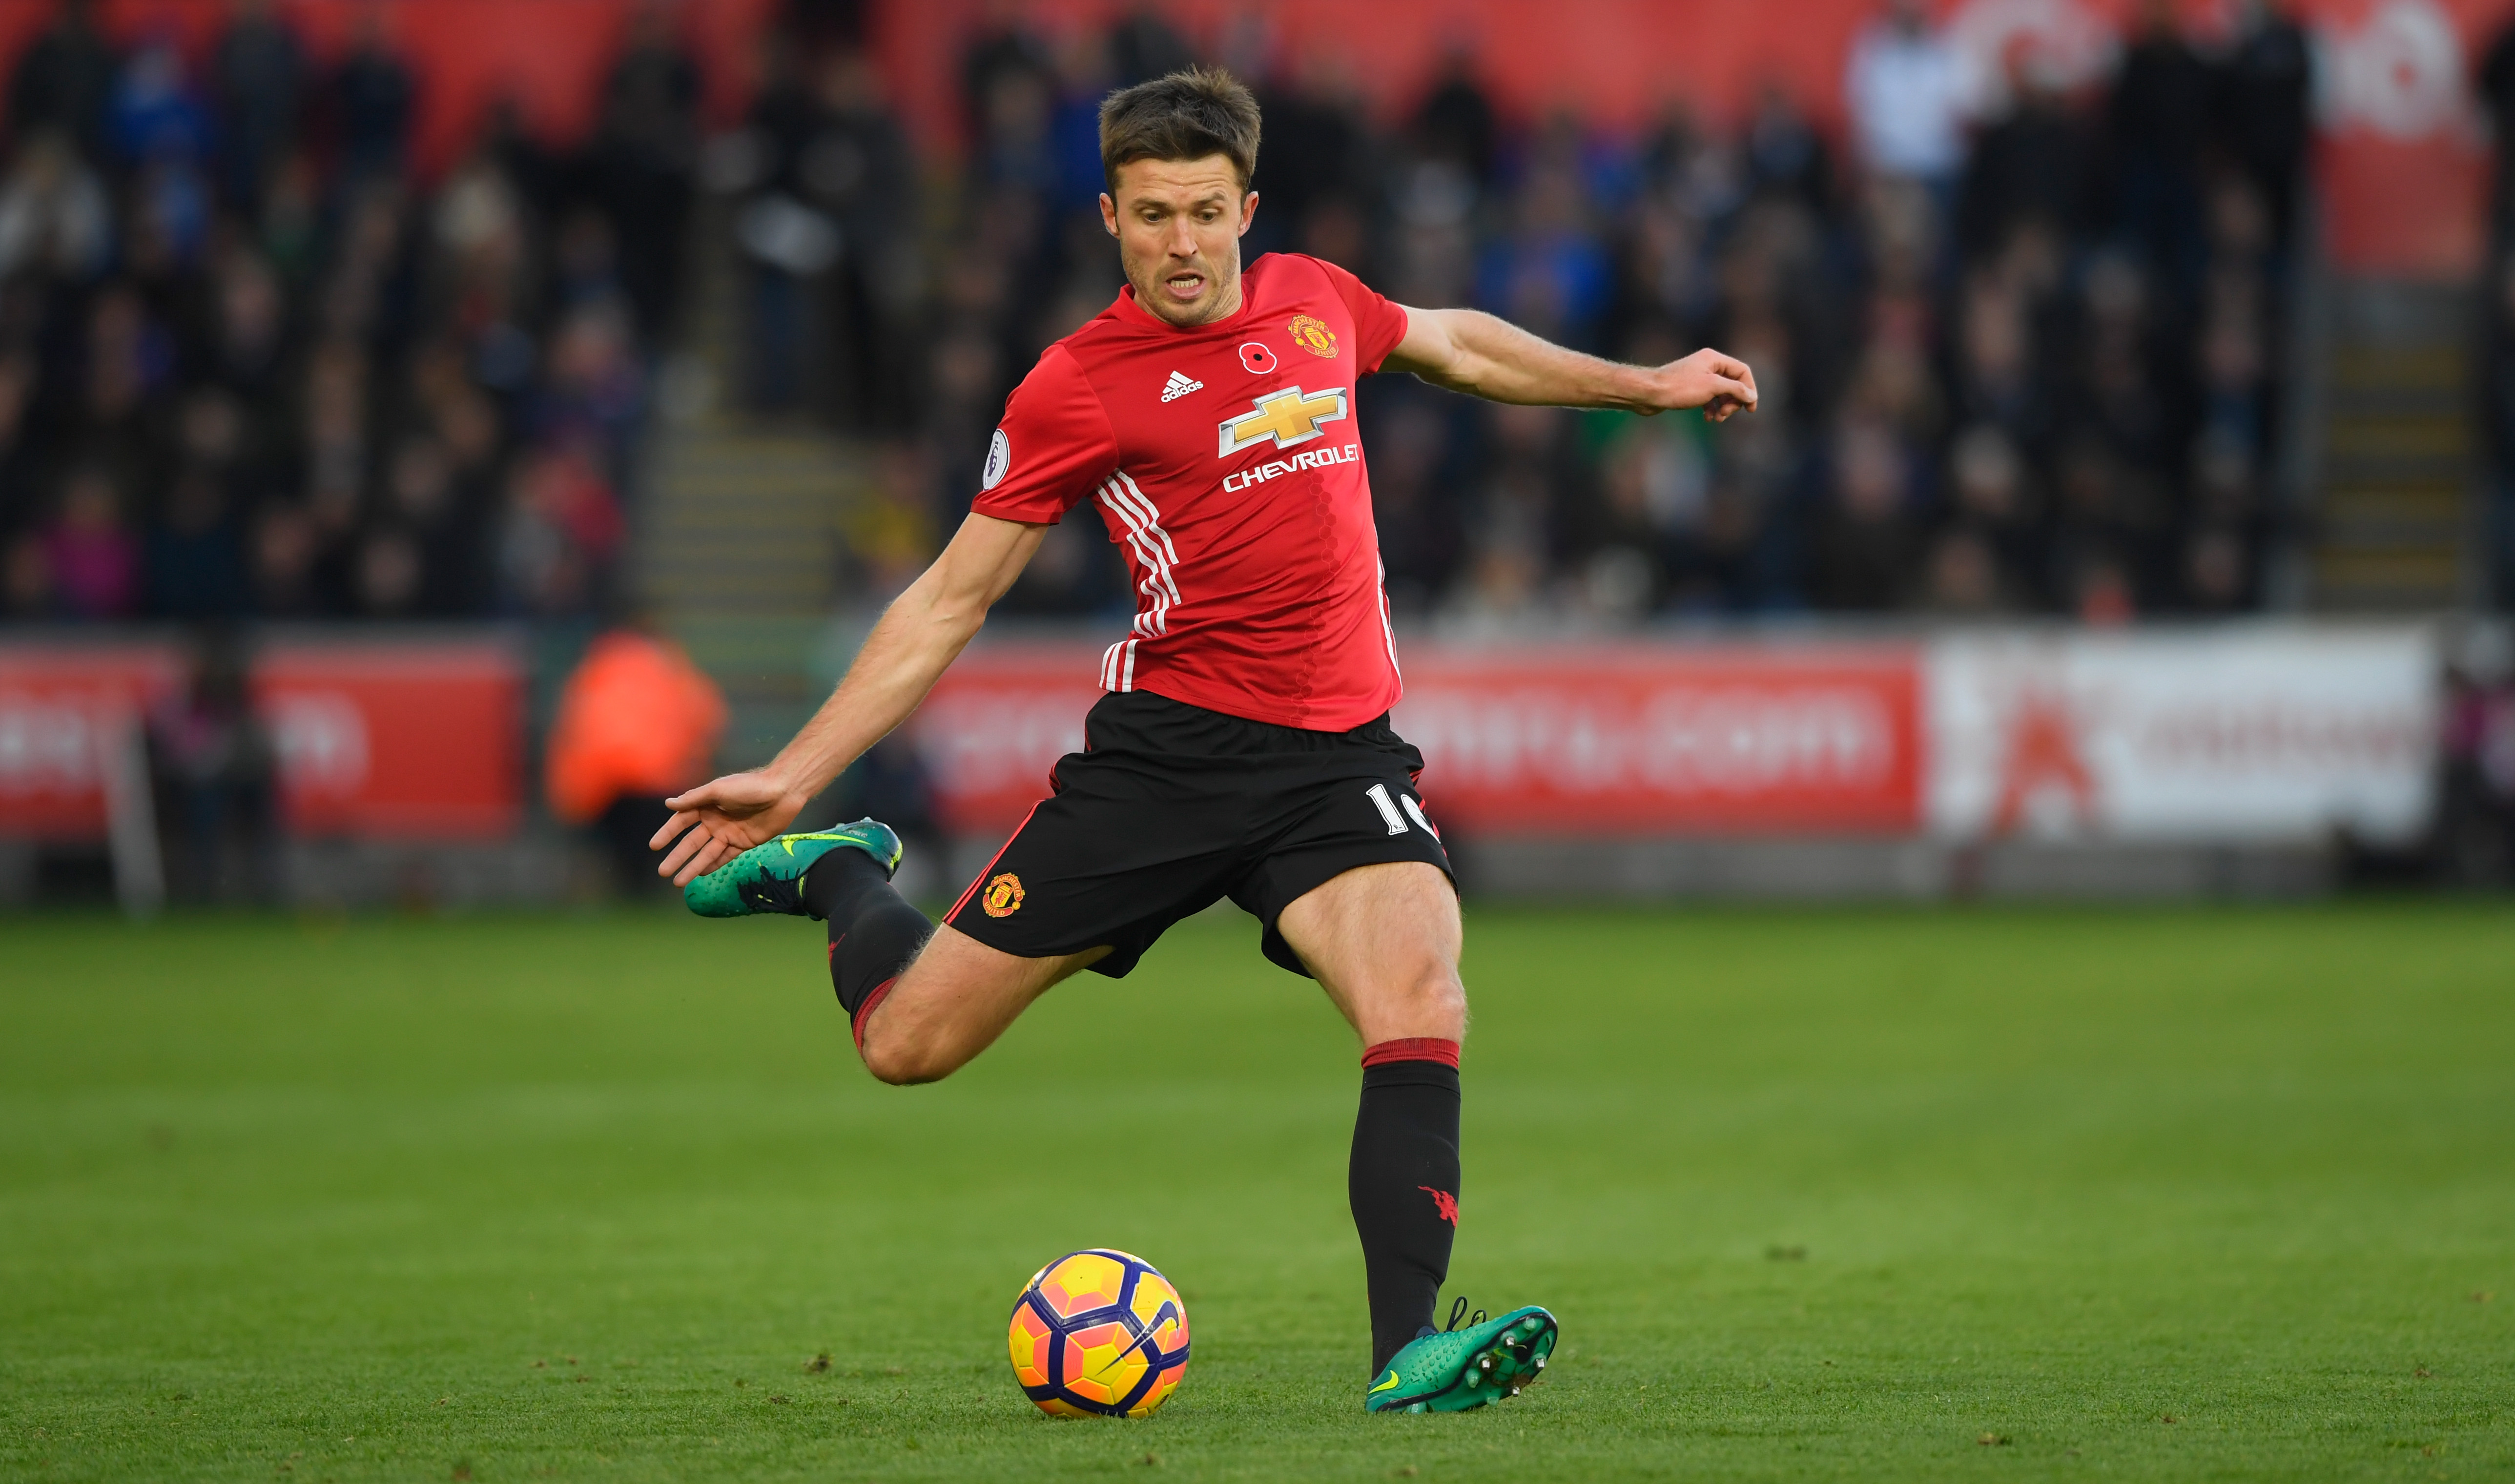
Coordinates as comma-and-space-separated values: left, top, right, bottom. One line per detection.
1159, 370, 1204, 403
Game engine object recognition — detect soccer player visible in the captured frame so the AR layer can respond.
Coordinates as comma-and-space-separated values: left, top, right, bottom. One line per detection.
651, 67, 1754, 1414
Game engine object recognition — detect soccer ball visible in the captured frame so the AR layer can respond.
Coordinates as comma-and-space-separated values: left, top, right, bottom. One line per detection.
1008, 1249, 1191, 1418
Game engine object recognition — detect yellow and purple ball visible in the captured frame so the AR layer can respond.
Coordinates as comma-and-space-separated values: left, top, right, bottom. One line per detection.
1008, 1249, 1190, 1418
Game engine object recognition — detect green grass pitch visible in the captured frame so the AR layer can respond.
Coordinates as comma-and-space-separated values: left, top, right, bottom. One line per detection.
3, 902, 2511, 1482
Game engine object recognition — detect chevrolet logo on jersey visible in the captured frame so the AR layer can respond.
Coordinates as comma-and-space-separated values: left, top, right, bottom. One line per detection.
1217, 385, 1349, 457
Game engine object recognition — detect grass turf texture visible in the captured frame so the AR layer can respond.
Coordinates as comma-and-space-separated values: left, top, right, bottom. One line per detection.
1, 905, 2510, 1483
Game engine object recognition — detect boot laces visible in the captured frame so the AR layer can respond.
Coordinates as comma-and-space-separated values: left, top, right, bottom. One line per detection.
1444, 1297, 1488, 1331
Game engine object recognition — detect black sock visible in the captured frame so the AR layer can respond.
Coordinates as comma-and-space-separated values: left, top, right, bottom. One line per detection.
804, 847, 934, 1026
1350, 1046, 1462, 1374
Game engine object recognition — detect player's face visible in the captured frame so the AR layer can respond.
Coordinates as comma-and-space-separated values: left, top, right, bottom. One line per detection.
1100, 155, 1258, 329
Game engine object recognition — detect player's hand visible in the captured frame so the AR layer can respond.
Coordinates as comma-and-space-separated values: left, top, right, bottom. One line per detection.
1646, 348, 1757, 423
649, 770, 810, 886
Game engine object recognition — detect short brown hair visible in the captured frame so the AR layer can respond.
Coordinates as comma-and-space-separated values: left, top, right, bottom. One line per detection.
1098, 66, 1260, 193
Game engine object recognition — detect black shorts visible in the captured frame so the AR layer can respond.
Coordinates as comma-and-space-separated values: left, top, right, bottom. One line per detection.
943, 690, 1454, 978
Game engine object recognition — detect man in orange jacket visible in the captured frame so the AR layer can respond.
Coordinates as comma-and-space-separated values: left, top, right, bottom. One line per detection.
546, 623, 728, 896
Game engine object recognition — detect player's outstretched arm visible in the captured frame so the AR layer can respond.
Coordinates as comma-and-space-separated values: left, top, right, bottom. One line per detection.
1381, 307, 1758, 422
650, 512, 1049, 886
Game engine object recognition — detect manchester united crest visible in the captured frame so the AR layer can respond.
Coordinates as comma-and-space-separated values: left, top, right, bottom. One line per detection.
1289, 314, 1338, 358
981, 872, 1026, 917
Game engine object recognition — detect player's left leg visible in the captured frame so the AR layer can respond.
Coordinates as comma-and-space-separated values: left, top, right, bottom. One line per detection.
1275, 860, 1557, 1413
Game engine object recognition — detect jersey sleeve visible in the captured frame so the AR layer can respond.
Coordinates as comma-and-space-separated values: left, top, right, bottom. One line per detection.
969, 345, 1119, 524
1307, 255, 1412, 372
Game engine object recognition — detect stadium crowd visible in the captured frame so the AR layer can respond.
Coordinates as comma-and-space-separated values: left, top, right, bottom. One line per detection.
0, 0, 687, 625
749, 0, 2317, 625
0, 0, 2354, 628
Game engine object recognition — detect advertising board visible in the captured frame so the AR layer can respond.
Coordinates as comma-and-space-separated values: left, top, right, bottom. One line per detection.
0, 638, 523, 842
0, 644, 186, 842
7, 628, 2440, 850
1926, 628, 2438, 844
916, 641, 1926, 836
917, 631, 2438, 845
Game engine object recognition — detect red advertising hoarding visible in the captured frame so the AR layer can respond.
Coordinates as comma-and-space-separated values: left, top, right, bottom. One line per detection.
0, 638, 522, 842
0, 644, 186, 842
1394, 646, 1923, 835
912, 644, 1104, 834
251, 643, 523, 839
913, 642, 1924, 837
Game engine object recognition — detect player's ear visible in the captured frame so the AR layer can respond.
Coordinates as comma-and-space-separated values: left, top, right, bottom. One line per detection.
1238, 190, 1258, 237
1099, 192, 1118, 238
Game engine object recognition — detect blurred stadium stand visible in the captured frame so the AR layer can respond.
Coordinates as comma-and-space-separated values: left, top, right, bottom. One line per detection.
0, 0, 2512, 907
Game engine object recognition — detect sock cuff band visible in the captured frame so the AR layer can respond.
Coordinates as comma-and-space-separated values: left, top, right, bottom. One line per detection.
851, 976, 899, 1055
1361, 1037, 1460, 1069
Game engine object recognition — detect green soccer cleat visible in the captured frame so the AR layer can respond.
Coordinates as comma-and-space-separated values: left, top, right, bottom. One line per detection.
681, 820, 902, 919
1365, 1300, 1558, 1414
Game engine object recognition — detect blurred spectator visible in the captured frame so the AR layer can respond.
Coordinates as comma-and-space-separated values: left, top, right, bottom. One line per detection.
1812, 414, 1919, 610
43, 466, 139, 618
147, 467, 250, 618
0, 351, 37, 538
2108, 0, 2212, 298
590, 2, 701, 345
7, 0, 119, 165
0, 133, 113, 282
326, 7, 414, 183
1107, 9, 1195, 88
499, 442, 623, 616
1959, 60, 2096, 259
212, 0, 305, 213
2217, 0, 2312, 245
1254, 55, 1380, 265
2437, 626, 2515, 882
798, 49, 920, 431
738, 36, 847, 412
545, 620, 728, 897
1478, 116, 1611, 349
109, 35, 214, 170
1366, 390, 1470, 614
1413, 47, 1498, 187
539, 297, 647, 477
959, 0, 1052, 153
1743, 85, 1829, 207
1846, 0, 1974, 196
833, 733, 942, 894
146, 628, 276, 905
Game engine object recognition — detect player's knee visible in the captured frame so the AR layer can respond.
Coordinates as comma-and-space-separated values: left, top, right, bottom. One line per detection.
1422, 970, 1468, 1036
860, 1038, 947, 1086
1386, 960, 1467, 1039
858, 1018, 954, 1086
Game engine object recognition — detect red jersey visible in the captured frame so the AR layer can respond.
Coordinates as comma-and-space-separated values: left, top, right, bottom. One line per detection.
970, 253, 1412, 731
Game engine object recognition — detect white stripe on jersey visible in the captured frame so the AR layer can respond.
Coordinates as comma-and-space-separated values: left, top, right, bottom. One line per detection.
1099, 637, 1138, 692
1376, 556, 1402, 682
1097, 472, 1182, 643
